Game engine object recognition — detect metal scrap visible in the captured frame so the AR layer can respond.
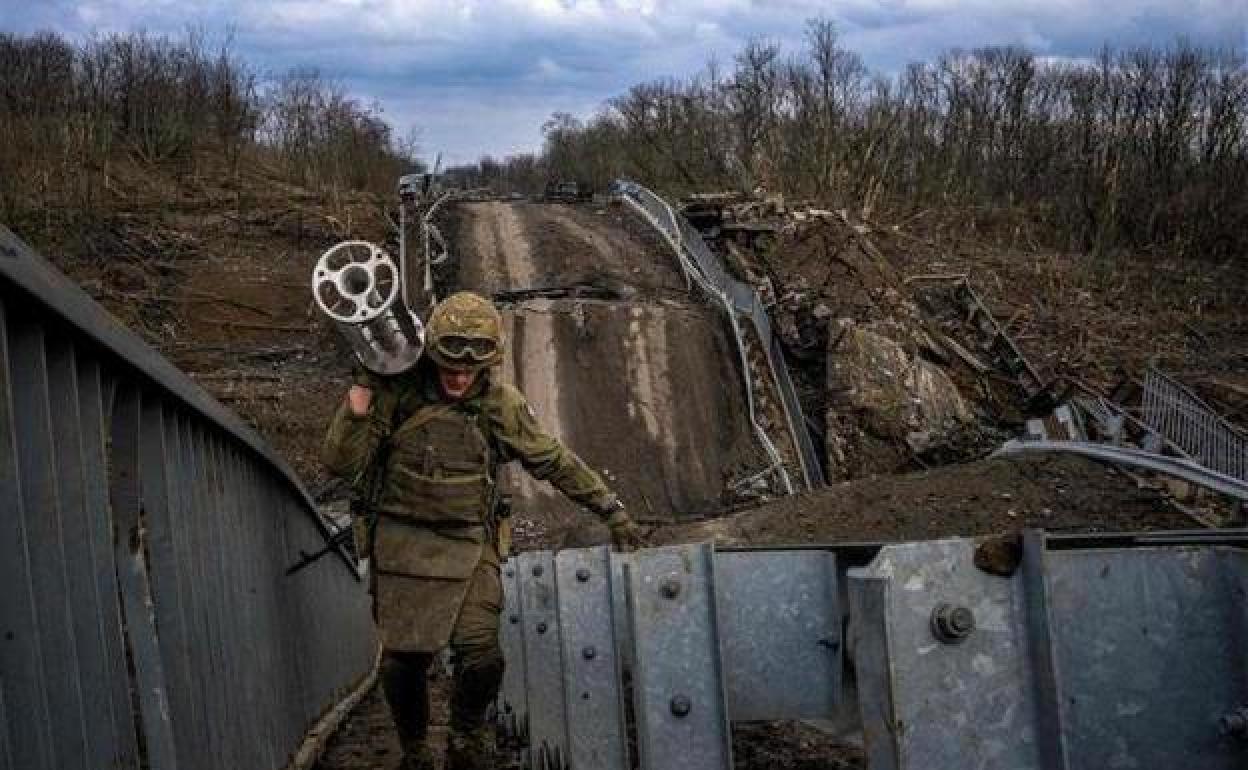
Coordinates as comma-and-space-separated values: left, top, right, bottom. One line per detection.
915, 276, 1055, 406
1138, 367, 1248, 481
993, 439, 1248, 502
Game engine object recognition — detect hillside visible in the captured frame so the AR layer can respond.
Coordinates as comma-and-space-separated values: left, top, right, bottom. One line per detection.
13, 156, 390, 490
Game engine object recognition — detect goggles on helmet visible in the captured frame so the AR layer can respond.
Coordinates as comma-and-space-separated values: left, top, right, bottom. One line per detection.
433, 334, 498, 362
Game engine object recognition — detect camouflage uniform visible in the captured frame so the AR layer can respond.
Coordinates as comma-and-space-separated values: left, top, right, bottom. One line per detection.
322, 349, 619, 767
323, 358, 617, 651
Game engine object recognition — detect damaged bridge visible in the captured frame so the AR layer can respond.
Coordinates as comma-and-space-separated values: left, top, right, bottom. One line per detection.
2, 183, 1247, 770
447, 187, 822, 530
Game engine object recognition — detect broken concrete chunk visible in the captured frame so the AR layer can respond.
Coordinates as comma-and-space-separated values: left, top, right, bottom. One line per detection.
825, 320, 974, 477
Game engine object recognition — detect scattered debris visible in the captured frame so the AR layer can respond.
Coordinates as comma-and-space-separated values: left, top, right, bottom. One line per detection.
678, 186, 1248, 529
914, 276, 1056, 410
1014, 366, 1248, 525
682, 191, 1019, 481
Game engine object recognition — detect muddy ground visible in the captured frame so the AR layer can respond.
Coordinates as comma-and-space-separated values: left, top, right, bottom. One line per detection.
456, 200, 686, 298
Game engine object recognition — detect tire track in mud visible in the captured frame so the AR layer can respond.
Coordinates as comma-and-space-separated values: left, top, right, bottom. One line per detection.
459, 201, 536, 292
451, 201, 767, 542
498, 305, 569, 509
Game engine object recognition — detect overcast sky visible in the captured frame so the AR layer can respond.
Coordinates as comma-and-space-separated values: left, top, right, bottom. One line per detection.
4, 1, 1245, 166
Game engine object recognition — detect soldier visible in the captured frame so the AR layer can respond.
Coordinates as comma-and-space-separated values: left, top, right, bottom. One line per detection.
322, 291, 643, 770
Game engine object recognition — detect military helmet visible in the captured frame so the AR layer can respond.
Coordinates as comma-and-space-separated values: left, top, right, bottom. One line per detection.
426, 291, 504, 372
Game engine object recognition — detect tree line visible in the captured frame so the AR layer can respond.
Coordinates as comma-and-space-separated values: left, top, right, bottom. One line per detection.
450, 22, 1247, 260
0, 29, 421, 225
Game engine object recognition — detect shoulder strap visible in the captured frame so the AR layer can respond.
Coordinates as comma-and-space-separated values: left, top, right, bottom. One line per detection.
395, 402, 457, 434
356, 401, 454, 503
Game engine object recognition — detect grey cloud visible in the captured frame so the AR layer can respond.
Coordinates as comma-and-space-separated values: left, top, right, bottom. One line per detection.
2, 0, 1243, 161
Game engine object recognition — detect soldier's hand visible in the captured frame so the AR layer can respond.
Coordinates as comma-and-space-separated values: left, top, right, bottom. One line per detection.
347, 385, 373, 416
347, 363, 387, 416
606, 509, 644, 553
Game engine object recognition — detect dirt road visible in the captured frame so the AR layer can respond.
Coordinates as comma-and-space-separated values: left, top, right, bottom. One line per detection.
456, 201, 688, 297
449, 201, 766, 542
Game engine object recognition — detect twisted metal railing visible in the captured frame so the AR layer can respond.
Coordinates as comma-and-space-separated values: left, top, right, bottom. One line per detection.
611, 180, 824, 492
1140, 367, 1248, 481
0, 226, 375, 770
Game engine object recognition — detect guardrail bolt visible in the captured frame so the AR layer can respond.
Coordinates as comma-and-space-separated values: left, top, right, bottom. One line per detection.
576, 568, 591, 583
509, 614, 519, 624
536, 622, 548, 635
931, 603, 975, 644
670, 695, 692, 717
1219, 706, 1248, 739
532, 565, 544, 577
582, 645, 597, 660
660, 578, 681, 599
505, 569, 515, 578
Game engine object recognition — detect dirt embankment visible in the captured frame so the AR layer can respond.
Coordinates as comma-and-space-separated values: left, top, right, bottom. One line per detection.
652, 453, 1194, 548
16, 158, 383, 488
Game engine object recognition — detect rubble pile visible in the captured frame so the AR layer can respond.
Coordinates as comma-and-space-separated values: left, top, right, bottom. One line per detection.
680, 189, 1248, 522
825, 318, 977, 479
681, 192, 1008, 480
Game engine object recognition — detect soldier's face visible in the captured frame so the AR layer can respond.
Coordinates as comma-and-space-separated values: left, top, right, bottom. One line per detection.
437, 366, 478, 400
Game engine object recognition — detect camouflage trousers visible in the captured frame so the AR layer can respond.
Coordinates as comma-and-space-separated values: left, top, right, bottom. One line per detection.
381, 557, 504, 750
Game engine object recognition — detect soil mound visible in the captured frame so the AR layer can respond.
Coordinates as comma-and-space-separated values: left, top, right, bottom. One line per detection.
654, 453, 1194, 548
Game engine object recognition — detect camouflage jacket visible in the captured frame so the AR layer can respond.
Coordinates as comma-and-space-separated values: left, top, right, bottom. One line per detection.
322, 360, 615, 517
320, 360, 615, 651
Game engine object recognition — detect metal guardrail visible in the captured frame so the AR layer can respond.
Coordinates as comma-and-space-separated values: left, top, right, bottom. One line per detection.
0, 227, 376, 770
611, 179, 824, 491
995, 439, 1248, 502
1141, 367, 1248, 481
498, 544, 843, 770
852, 533, 1248, 769
503, 533, 1248, 769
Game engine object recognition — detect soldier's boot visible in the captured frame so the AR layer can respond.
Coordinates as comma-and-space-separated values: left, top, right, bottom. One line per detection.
381, 651, 436, 770
399, 741, 437, 770
446, 726, 495, 770
447, 658, 504, 770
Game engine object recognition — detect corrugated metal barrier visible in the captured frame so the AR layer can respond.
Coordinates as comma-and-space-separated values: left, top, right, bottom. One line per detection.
502, 533, 1248, 770
0, 226, 376, 770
